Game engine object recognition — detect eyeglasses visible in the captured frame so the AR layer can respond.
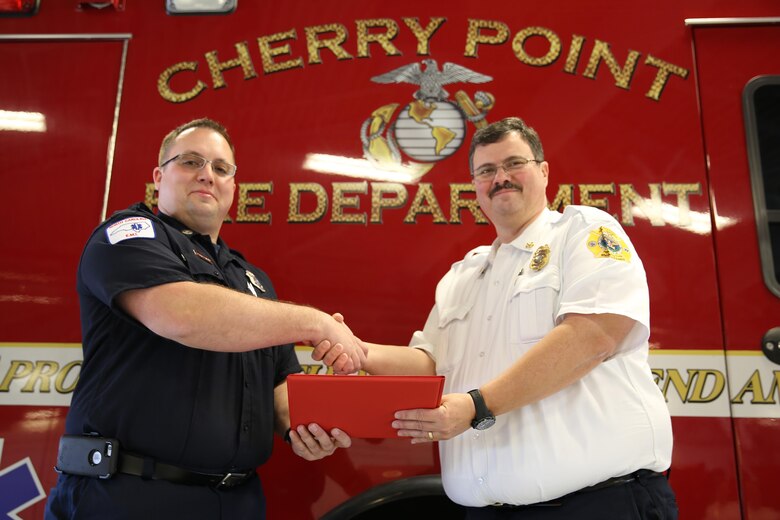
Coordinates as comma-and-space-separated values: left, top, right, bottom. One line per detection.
160, 152, 237, 178
472, 157, 541, 183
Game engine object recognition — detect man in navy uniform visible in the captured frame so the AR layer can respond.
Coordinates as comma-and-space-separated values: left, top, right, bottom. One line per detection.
46, 118, 363, 519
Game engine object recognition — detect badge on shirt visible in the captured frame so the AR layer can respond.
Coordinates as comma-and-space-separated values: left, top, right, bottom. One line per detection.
106, 217, 155, 245
587, 226, 631, 262
246, 270, 266, 295
529, 245, 551, 271
193, 249, 213, 264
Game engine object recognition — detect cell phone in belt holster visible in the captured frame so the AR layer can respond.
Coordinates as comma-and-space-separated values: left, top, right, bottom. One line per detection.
55, 434, 119, 479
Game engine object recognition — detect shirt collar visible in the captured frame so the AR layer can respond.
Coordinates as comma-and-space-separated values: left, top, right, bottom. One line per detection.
491, 208, 555, 255
157, 211, 229, 253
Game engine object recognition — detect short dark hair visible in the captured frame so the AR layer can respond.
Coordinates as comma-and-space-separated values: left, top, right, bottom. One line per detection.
158, 118, 235, 165
468, 117, 544, 171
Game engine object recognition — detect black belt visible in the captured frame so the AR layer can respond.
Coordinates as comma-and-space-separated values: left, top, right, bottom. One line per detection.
118, 452, 256, 489
491, 469, 664, 509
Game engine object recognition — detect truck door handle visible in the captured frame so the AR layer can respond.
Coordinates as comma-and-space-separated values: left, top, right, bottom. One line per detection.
762, 327, 780, 365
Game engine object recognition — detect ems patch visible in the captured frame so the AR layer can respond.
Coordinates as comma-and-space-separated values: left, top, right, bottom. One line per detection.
586, 226, 631, 262
106, 217, 155, 245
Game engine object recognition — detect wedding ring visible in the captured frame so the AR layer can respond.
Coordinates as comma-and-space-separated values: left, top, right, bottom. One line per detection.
427, 431, 434, 441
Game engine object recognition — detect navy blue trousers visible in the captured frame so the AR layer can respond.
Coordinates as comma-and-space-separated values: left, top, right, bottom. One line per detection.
465, 471, 677, 520
44, 472, 266, 520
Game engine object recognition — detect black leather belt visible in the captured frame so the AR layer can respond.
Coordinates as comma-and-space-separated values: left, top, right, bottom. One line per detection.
491, 469, 664, 509
118, 452, 255, 489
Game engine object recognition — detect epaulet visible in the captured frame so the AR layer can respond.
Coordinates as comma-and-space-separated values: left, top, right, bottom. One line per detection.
104, 202, 157, 225
560, 204, 618, 225
457, 245, 491, 267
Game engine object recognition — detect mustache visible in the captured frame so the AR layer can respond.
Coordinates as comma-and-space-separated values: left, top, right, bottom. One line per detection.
489, 180, 522, 198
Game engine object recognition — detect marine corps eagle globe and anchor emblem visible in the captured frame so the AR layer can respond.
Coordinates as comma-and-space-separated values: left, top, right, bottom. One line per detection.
361, 59, 496, 181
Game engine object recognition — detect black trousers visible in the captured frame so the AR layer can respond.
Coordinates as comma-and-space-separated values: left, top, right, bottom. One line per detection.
465, 471, 677, 520
44, 472, 266, 520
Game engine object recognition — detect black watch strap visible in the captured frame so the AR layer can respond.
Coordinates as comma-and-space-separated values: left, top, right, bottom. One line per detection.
468, 389, 495, 430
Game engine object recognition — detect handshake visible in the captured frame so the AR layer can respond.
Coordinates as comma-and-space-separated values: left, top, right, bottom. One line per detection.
310, 312, 367, 375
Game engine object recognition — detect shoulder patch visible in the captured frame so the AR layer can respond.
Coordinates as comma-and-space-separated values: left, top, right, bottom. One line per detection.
586, 226, 631, 262
106, 217, 156, 245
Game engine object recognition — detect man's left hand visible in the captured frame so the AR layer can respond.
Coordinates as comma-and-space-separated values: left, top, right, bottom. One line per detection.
289, 423, 352, 460
391, 392, 475, 444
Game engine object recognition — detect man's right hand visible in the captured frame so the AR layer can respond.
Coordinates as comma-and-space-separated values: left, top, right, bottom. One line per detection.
315, 314, 366, 374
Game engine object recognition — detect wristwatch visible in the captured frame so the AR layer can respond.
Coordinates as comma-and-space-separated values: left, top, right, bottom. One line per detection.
468, 389, 496, 430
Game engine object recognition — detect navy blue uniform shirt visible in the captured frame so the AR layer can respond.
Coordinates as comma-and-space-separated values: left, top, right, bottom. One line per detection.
46, 203, 300, 519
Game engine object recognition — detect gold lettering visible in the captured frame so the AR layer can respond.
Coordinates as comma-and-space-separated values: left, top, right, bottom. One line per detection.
620, 183, 664, 226
157, 61, 207, 103
548, 184, 574, 212
404, 183, 447, 224
204, 42, 258, 89
356, 19, 401, 58
371, 182, 408, 223
257, 29, 305, 74
332, 182, 368, 224
305, 24, 353, 64
687, 370, 726, 403
55, 361, 81, 394
450, 183, 488, 224
662, 369, 694, 403
236, 183, 273, 223
464, 19, 509, 58
579, 183, 615, 211
732, 370, 776, 404
563, 34, 586, 74
144, 183, 158, 210
644, 55, 689, 101
21, 361, 59, 393
662, 182, 701, 227
0, 361, 34, 392
769, 371, 780, 404
582, 39, 641, 90
288, 183, 328, 223
402, 17, 446, 55
511, 26, 562, 67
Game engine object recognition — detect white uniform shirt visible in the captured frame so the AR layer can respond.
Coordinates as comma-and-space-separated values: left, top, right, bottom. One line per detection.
410, 206, 672, 507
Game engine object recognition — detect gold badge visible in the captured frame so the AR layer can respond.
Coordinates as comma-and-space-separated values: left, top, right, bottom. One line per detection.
587, 227, 631, 262
529, 245, 551, 271
246, 270, 266, 293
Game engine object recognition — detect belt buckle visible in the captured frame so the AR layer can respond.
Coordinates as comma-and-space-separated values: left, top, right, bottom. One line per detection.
216, 472, 247, 489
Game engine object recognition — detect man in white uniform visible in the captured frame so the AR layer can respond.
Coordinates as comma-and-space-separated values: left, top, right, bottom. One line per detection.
319, 117, 677, 518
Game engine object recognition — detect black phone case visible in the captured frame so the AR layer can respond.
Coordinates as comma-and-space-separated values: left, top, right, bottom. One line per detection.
55, 435, 119, 479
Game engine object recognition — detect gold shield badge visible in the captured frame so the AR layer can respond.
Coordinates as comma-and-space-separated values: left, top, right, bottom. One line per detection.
530, 245, 551, 271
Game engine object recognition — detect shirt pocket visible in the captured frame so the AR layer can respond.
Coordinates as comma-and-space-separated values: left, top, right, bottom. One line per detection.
434, 298, 476, 374
508, 266, 561, 345
180, 249, 226, 285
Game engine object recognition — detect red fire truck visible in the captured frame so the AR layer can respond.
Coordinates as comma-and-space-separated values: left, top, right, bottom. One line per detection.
1, 1, 778, 518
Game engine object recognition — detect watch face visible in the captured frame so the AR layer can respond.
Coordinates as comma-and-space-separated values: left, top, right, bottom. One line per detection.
474, 417, 496, 430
